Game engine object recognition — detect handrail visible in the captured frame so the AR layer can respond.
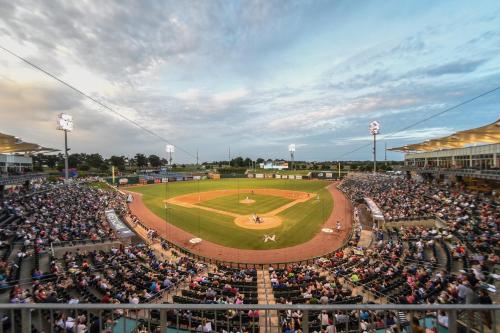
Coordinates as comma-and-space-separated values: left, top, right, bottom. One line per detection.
262, 268, 270, 305
0, 303, 498, 310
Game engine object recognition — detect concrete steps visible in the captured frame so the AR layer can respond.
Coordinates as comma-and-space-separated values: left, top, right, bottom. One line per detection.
257, 269, 280, 333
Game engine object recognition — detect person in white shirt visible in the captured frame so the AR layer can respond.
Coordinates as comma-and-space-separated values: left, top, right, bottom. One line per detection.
129, 293, 140, 304
76, 320, 87, 333
203, 321, 212, 332
437, 311, 448, 328
318, 311, 330, 327
68, 297, 79, 304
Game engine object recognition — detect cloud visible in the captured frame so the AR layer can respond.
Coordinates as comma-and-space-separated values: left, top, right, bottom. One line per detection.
0, 80, 83, 121
342, 127, 455, 143
421, 59, 487, 77
213, 88, 249, 104
1, 1, 500, 161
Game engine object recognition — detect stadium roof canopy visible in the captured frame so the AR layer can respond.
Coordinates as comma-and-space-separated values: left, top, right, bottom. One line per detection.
0, 132, 58, 154
389, 118, 500, 152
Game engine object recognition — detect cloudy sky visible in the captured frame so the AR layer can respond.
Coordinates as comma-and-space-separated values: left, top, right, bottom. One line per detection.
0, 0, 499, 163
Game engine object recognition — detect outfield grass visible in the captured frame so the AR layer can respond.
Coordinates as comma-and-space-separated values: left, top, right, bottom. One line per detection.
127, 178, 333, 249
198, 193, 293, 215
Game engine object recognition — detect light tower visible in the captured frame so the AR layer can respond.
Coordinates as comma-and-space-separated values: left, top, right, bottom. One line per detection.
288, 144, 296, 171
57, 113, 73, 181
166, 144, 175, 167
369, 121, 380, 173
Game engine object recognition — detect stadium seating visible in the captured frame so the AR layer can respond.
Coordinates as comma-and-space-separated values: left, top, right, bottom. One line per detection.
0, 175, 497, 333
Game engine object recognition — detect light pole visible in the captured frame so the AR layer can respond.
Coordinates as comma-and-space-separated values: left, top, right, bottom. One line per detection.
57, 113, 73, 181
166, 144, 175, 168
369, 121, 380, 173
288, 144, 296, 171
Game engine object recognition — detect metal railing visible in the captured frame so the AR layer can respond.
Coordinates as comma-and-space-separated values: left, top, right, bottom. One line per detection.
0, 303, 497, 333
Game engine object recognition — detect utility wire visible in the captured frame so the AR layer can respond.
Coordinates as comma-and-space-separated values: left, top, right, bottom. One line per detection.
335, 84, 500, 159
0, 45, 197, 160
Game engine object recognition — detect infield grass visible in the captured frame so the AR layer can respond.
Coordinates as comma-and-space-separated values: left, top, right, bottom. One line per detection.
127, 178, 333, 249
197, 193, 293, 215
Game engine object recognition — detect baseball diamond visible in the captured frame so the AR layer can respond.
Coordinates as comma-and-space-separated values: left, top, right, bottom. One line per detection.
125, 178, 352, 263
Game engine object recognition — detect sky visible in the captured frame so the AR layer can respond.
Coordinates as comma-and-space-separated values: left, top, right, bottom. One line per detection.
0, 0, 499, 163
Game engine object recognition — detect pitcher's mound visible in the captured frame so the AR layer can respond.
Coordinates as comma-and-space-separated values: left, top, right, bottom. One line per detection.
239, 198, 255, 204
234, 215, 282, 230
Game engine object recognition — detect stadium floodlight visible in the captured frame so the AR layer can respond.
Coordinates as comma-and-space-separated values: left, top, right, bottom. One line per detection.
369, 121, 380, 173
165, 144, 175, 166
369, 121, 380, 135
57, 113, 74, 132
288, 144, 296, 171
57, 113, 73, 181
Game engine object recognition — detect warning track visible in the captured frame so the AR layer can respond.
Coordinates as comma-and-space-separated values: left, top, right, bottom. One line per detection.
125, 181, 352, 264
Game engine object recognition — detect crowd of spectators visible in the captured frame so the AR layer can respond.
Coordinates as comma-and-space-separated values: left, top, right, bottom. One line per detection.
0, 182, 127, 248
0, 175, 497, 332
264, 174, 498, 332
339, 174, 499, 263
177, 265, 258, 305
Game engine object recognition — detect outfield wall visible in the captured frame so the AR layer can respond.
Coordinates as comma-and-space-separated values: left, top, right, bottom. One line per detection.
247, 171, 346, 180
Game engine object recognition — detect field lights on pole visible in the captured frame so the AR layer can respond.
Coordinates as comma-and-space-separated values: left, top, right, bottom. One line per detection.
57, 113, 73, 181
369, 121, 380, 174
166, 144, 175, 167
288, 144, 296, 171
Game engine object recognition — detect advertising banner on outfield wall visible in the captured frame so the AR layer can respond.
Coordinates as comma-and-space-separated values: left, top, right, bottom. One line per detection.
256, 174, 264, 178
310, 171, 338, 179
275, 174, 281, 179
296, 175, 302, 179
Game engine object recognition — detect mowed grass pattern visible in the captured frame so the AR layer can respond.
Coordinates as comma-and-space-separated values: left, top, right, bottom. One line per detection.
197, 193, 293, 215
128, 179, 333, 249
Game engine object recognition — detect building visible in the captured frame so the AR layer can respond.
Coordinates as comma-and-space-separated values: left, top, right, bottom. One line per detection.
0, 132, 57, 196
0, 154, 33, 173
389, 119, 500, 181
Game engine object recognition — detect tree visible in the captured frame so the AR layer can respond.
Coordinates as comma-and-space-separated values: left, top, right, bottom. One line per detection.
68, 154, 82, 168
87, 153, 104, 169
231, 156, 244, 167
256, 158, 265, 164
109, 156, 126, 171
135, 153, 148, 167
46, 155, 59, 169
244, 158, 252, 167
148, 154, 161, 167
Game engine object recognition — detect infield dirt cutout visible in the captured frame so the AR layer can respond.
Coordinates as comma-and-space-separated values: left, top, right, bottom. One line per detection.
166, 188, 316, 230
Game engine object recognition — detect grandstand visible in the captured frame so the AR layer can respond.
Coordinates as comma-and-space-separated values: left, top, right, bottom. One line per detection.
1, 0, 499, 330
0, 123, 497, 333
390, 119, 500, 181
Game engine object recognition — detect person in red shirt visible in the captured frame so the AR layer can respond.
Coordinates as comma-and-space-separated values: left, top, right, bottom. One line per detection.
101, 292, 111, 303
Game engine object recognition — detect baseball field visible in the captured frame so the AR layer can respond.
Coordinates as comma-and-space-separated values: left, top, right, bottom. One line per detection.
126, 178, 333, 250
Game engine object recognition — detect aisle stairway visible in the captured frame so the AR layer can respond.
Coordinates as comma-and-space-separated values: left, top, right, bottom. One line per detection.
257, 269, 280, 333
